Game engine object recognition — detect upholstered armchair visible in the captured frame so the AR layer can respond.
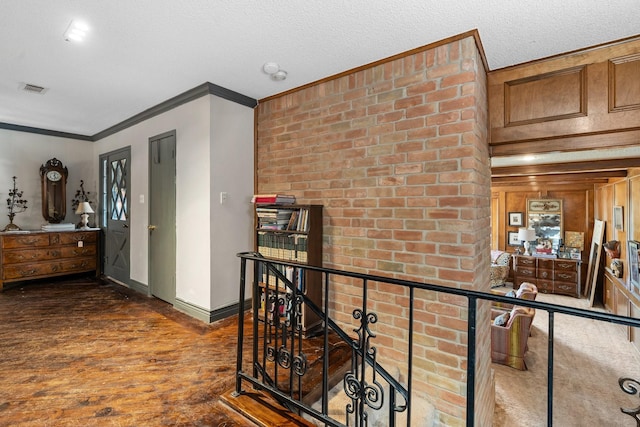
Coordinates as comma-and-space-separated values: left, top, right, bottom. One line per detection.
490, 250, 511, 288
491, 305, 535, 370
491, 282, 538, 311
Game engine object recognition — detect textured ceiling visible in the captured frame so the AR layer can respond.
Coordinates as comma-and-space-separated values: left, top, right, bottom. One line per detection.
1, 0, 639, 136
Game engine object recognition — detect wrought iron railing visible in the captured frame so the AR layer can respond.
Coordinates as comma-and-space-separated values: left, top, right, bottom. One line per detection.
235, 252, 640, 426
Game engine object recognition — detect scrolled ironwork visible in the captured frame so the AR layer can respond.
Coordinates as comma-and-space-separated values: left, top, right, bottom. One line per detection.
266, 345, 276, 362
292, 352, 308, 376
619, 377, 640, 426
277, 346, 292, 369
343, 308, 386, 425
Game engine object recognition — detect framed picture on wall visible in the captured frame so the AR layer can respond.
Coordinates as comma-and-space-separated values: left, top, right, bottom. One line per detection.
508, 231, 520, 246
629, 240, 640, 291
527, 199, 563, 249
614, 206, 624, 231
508, 212, 523, 227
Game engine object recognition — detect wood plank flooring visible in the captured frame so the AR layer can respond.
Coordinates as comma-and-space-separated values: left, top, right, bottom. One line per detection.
0, 277, 257, 426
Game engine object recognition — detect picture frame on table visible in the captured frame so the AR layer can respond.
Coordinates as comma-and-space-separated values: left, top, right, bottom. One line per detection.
508, 231, 521, 246
508, 212, 523, 227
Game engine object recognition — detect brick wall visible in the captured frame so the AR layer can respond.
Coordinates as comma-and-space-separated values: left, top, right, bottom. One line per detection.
257, 33, 492, 426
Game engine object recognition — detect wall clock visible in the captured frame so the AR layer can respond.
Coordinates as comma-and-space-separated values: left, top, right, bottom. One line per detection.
40, 158, 68, 223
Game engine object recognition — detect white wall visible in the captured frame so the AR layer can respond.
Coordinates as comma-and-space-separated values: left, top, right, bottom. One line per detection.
0, 129, 94, 230
94, 96, 211, 298
94, 94, 254, 314
209, 96, 255, 310
1, 92, 254, 318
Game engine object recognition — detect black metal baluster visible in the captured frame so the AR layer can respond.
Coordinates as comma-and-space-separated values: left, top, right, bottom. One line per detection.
547, 311, 554, 426
466, 296, 477, 427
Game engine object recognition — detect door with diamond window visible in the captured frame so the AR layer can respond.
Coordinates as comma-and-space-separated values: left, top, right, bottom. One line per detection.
100, 147, 131, 284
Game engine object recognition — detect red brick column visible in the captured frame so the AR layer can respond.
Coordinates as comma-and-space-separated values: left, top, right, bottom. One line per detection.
257, 32, 492, 426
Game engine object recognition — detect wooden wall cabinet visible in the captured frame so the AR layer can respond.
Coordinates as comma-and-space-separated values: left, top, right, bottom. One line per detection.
0, 230, 100, 289
513, 255, 581, 298
604, 268, 640, 340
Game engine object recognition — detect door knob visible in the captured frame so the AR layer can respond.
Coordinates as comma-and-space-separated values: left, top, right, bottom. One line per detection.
148, 225, 157, 231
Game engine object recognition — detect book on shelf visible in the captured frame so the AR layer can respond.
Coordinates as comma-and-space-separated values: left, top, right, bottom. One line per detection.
256, 206, 310, 232
251, 194, 296, 205
257, 232, 308, 262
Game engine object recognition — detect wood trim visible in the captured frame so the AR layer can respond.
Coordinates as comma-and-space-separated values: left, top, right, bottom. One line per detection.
2, 82, 257, 142
0, 122, 93, 141
490, 128, 640, 156
259, 29, 488, 104
174, 297, 251, 323
492, 159, 639, 177
492, 171, 624, 185
93, 82, 257, 141
490, 33, 640, 75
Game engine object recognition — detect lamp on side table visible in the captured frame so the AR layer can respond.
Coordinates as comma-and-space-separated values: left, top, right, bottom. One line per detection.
75, 202, 94, 230
518, 228, 537, 256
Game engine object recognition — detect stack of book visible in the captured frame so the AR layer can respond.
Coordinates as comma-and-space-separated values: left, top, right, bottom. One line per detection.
42, 223, 76, 231
256, 207, 293, 230
251, 194, 296, 205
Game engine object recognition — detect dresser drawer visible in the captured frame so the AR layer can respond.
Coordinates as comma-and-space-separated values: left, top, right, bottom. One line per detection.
59, 245, 97, 259
58, 232, 98, 245
1, 234, 50, 249
3, 257, 96, 280
555, 271, 577, 283
538, 259, 555, 270
538, 268, 553, 280
554, 281, 578, 297
516, 266, 536, 278
537, 279, 554, 293
3, 248, 57, 264
555, 260, 578, 272
515, 256, 536, 267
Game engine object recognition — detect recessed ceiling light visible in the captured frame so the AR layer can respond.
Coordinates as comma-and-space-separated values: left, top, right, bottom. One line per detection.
64, 20, 89, 42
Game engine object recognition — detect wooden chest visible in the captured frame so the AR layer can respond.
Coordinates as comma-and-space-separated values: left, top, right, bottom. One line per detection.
0, 230, 100, 289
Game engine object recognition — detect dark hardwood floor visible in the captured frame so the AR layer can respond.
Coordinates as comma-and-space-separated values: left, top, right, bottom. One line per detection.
0, 277, 256, 426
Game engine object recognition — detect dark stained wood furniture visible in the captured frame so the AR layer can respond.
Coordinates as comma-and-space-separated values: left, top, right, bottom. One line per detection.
0, 230, 100, 289
512, 255, 581, 298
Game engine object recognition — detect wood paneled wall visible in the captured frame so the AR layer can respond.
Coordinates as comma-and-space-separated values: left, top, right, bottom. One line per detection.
489, 36, 640, 157
492, 185, 594, 288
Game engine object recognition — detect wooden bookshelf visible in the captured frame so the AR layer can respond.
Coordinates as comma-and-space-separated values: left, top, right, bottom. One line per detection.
254, 204, 323, 336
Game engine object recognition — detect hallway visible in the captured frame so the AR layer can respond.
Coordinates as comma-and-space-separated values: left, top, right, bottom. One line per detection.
0, 278, 249, 426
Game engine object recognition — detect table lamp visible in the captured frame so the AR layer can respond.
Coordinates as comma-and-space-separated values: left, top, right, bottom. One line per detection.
518, 227, 537, 256
75, 202, 94, 230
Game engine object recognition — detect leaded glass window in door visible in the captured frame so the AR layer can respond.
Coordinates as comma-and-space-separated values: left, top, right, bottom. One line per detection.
110, 158, 127, 221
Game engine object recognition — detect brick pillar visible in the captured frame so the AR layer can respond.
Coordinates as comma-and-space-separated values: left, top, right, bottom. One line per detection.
257, 32, 492, 426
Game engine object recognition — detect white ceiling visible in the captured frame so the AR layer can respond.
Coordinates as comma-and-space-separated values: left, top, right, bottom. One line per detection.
1, 0, 639, 137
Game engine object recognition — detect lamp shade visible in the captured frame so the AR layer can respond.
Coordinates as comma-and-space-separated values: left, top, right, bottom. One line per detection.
518, 227, 536, 242
75, 201, 94, 215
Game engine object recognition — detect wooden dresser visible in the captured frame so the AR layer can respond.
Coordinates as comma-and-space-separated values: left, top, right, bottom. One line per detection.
512, 255, 582, 298
0, 230, 100, 289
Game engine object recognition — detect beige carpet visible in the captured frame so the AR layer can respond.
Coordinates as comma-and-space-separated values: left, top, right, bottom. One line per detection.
493, 293, 640, 426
